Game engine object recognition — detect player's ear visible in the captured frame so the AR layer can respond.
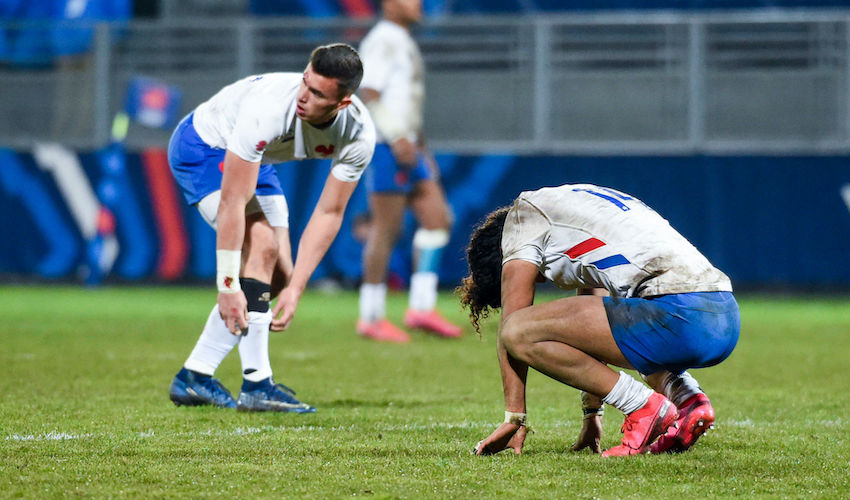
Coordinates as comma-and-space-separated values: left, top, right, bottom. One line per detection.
336, 95, 352, 111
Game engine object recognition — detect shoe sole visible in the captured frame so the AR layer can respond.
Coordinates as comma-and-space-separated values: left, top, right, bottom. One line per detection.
237, 393, 317, 413
650, 403, 716, 454
356, 331, 410, 343
404, 321, 462, 338
669, 407, 715, 452
169, 393, 235, 408
237, 405, 316, 413
169, 383, 236, 408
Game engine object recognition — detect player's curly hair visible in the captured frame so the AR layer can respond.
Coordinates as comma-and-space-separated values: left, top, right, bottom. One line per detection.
456, 206, 510, 335
310, 43, 364, 97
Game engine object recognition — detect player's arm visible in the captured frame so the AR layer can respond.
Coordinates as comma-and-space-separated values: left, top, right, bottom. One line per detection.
570, 288, 606, 452
474, 259, 537, 456
216, 150, 260, 335
270, 174, 357, 331
359, 87, 417, 167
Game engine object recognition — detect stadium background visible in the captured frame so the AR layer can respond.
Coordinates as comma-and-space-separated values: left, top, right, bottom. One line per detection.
2, 0, 849, 290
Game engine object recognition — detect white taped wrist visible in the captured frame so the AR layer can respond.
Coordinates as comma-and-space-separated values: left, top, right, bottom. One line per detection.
366, 100, 407, 143
216, 250, 241, 293
504, 411, 527, 426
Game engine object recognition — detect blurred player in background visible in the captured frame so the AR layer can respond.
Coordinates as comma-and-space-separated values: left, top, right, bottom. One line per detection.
356, 0, 462, 343
459, 184, 739, 456
167, 44, 375, 413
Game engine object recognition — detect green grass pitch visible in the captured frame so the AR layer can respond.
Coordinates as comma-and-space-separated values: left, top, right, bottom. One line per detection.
1, 285, 848, 498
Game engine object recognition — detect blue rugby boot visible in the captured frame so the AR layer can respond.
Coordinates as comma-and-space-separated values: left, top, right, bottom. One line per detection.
169, 368, 237, 408
237, 377, 317, 413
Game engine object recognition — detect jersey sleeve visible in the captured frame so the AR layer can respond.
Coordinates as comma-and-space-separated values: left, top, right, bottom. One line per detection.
330, 133, 375, 183
501, 197, 550, 267
359, 34, 398, 93
225, 95, 280, 163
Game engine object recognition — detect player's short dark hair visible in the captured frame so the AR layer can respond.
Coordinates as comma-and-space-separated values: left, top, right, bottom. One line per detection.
456, 206, 510, 335
309, 43, 364, 98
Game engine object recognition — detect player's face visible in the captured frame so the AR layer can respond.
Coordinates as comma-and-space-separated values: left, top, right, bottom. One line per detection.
385, 0, 422, 25
296, 65, 351, 125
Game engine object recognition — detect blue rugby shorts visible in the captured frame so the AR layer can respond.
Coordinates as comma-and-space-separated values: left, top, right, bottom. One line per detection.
603, 291, 740, 375
364, 143, 433, 194
167, 112, 283, 206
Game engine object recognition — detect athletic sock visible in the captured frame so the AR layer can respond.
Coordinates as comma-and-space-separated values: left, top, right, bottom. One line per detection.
602, 371, 654, 415
409, 271, 438, 311
238, 310, 273, 382
237, 278, 273, 383
359, 282, 386, 322
183, 304, 240, 376
660, 371, 703, 407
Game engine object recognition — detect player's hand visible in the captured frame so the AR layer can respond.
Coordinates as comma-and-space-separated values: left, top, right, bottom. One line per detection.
570, 415, 603, 453
270, 286, 300, 331
473, 423, 527, 456
218, 291, 248, 335
390, 137, 417, 168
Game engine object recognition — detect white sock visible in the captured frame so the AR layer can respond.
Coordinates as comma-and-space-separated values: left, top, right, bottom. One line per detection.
359, 282, 386, 322
409, 271, 438, 311
183, 304, 240, 376
602, 371, 654, 414
659, 371, 703, 407
237, 310, 273, 382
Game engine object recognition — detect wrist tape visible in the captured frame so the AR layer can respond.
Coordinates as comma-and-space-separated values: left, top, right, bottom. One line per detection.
583, 407, 604, 419
504, 411, 527, 426
365, 100, 407, 143
216, 250, 241, 293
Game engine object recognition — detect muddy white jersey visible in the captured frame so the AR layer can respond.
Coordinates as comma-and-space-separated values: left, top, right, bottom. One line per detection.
192, 72, 375, 182
501, 184, 732, 297
359, 19, 424, 143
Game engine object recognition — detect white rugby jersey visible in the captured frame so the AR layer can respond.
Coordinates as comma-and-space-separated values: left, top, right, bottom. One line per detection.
192, 72, 375, 182
359, 19, 424, 143
501, 184, 732, 298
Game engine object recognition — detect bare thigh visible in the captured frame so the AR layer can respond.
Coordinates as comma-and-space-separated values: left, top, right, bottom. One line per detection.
409, 179, 451, 229
505, 295, 633, 369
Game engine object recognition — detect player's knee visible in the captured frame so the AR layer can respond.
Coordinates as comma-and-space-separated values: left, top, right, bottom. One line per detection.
500, 316, 530, 358
246, 235, 279, 271
260, 241, 279, 269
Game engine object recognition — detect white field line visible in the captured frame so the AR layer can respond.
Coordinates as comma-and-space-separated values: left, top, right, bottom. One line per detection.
6, 431, 94, 441
5, 418, 843, 442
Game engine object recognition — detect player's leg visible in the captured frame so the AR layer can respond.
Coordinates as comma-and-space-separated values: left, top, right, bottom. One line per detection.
235, 216, 315, 413
499, 295, 678, 456
646, 371, 715, 454
358, 145, 412, 342
404, 177, 462, 338
167, 117, 239, 408
607, 292, 737, 454
358, 191, 410, 342
169, 191, 238, 408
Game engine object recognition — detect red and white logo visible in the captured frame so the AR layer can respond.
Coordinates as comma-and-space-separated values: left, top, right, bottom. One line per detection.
255, 140, 267, 152
224, 276, 234, 289
315, 144, 335, 156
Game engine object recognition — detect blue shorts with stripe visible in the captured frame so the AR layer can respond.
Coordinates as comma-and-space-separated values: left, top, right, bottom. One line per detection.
167, 113, 283, 205
365, 143, 433, 194
603, 291, 740, 375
